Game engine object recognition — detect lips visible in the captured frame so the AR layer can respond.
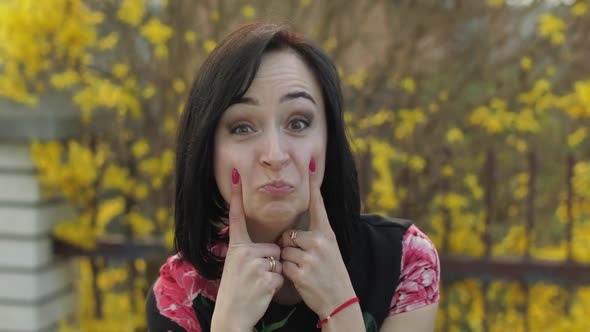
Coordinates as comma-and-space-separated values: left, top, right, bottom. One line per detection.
259, 180, 295, 195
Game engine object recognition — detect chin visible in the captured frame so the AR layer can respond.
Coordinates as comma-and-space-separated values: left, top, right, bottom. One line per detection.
250, 203, 301, 227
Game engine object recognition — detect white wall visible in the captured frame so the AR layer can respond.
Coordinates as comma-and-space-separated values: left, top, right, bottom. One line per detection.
0, 96, 78, 332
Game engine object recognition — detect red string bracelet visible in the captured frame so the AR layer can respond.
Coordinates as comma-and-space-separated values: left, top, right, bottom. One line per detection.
316, 297, 360, 328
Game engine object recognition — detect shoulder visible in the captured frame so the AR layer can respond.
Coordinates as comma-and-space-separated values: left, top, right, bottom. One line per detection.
359, 213, 414, 229
389, 225, 440, 315
146, 254, 221, 332
401, 225, 439, 268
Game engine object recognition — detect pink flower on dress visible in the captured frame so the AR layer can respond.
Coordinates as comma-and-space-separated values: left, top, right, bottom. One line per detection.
389, 225, 440, 315
153, 254, 221, 332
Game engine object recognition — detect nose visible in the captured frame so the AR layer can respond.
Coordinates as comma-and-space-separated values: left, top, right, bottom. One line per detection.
259, 130, 289, 170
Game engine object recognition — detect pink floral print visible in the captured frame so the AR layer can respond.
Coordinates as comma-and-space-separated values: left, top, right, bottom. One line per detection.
153, 254, 220, 332
389, 225, 440, 315
151, 225, 439, 329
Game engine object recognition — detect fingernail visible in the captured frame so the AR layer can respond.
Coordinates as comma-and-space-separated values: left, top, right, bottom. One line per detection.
232, 168, 240, 184
309, 158, 316, 173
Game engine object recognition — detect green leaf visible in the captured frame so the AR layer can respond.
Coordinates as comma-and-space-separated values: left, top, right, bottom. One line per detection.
363, 311, 378, 332
198, 295, 213, 309
260, 307, 297, 332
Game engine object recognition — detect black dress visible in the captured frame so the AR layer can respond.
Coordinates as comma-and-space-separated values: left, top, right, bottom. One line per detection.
146, 214, 413, 332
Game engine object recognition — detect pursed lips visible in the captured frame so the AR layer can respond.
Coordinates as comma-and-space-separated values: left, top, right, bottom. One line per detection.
259, 180, 295, 195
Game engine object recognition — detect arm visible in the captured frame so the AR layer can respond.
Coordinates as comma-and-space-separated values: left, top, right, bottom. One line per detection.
320, 301, 365, 332
380, 225, 440, 332
380, 303, 438, 332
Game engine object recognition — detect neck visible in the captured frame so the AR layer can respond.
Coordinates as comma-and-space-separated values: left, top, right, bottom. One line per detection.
273, 279, 302, 305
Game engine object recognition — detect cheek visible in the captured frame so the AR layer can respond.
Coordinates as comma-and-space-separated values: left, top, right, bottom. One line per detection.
292, 139, 326, 187
213, 146, 236, 204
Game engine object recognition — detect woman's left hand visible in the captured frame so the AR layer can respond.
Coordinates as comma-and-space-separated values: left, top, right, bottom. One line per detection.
279, 159, 358, 319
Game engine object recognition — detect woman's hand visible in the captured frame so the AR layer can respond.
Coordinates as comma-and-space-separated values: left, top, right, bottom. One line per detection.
211, 169, 284, 332
279, 160, 359, 321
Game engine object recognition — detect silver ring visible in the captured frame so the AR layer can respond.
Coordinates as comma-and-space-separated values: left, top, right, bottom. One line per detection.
266, 256, 276, 273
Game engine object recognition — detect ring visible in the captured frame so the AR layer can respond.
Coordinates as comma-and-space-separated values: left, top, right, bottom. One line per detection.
266, 256, 276, 273
289, 230, 298, 247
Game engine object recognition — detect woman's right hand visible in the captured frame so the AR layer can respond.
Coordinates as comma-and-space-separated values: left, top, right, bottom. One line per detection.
211, 169, 284, 332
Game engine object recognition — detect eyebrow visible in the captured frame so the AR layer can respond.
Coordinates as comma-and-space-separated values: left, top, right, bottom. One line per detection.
231, 91, 317, 106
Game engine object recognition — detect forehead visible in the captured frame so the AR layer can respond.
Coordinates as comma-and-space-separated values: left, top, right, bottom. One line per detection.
246, 50, 323, 100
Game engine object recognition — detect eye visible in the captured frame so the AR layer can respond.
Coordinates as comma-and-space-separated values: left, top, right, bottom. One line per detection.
230, 123, 254, 135
288, 118, 310, 132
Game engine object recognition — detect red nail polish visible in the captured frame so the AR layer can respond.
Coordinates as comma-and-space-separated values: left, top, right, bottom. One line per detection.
232, 168, 240, 184
309, 158, 316, 173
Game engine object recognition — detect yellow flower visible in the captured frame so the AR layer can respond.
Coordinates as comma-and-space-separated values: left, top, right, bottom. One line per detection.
439, 90, 449, 101
165, 229, 175, 249
345, 70, 368, 90
117, 0, 145, 27
112, 63, 129, 79
442, 165, 454, 177
132, 139, 150, 158
515, 108, 540, 133
493, 225, 526, 255
140, 18, 173, 45
126, 211, 155, 236
138, 157, 161, 176
173, 79, 186, 93
241, 5, 256, 18
50, 70, 80, 90
520, 56, 532, 71
401, 77, 416, 94
210, 10, 221, 22
408, 155, 425, 172
568, 127, 588, 148
301, 0, 312, 7
156, 208, 169, 224
204, 39, 217, 53
184, 30, 197, 43
571, 3, 588, 16
155, 44, 168, 59
322, 37, 337, 52
142, 84, 155, 99
164, 115, 177, 135
135, 259, 147, 273
134, 183, 149, 200
98, 32, 119, 50
446, 128, 464, 143
358, 109, 395, 129
538, 14, 566, 45
367, 139, 399, 210
464, 174, 483, 200
97, 197, 125, 234
395, 108, 425, 140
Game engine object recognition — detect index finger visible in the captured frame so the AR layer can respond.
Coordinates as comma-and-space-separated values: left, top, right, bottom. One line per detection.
308, 158, 330, 232
228, 168, 251, 244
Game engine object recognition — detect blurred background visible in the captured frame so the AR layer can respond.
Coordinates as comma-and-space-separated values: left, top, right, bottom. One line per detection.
0, 0, 589, 331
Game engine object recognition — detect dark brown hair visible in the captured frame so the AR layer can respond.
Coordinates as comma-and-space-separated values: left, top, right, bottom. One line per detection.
174, 23, 360, 279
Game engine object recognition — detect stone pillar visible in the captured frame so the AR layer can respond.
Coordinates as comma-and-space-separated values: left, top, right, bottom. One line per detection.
0, 96, 79, 332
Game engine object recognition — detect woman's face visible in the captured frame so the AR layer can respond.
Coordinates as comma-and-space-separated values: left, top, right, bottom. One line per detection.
213, 49, 327, 242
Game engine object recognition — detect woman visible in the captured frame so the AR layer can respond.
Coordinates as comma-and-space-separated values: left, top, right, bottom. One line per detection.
146, 22, 439, 331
